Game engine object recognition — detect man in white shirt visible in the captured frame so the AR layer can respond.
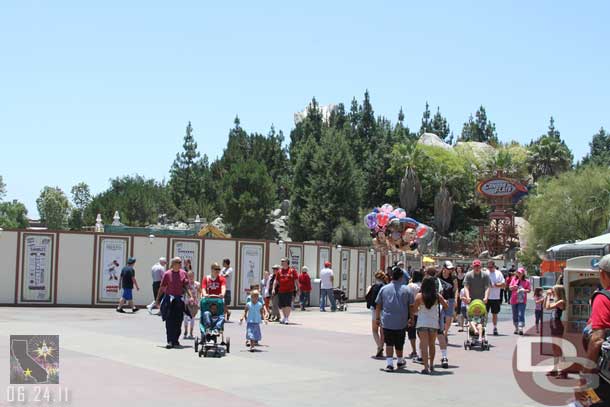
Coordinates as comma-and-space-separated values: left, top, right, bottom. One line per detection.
485, 260, 505, 336
147, 257, 167, 313
220, 258, 233, 321
319, 261, 336, 312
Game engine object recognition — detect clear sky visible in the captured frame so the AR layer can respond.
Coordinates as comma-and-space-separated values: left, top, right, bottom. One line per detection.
1, 1, 609, 218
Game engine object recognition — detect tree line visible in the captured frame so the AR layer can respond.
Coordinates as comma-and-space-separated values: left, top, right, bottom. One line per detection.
1, 91, 608, 258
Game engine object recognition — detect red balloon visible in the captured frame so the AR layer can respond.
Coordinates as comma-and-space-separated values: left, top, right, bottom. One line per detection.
416, 225, 428, 239
377, 212, 389, 227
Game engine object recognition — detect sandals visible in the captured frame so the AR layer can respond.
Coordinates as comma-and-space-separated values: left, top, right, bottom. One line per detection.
421, 368, 430, 375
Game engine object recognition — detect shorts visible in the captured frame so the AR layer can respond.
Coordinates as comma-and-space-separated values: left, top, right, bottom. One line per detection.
224, 290, 232, 306
407, 316, 418, 340
383, 328, 406, 350
441, 299, 455, 321
486, 299, 501, 315
417, 327, 438, 334
122, 288, 133, 301
278, 292, 293, 308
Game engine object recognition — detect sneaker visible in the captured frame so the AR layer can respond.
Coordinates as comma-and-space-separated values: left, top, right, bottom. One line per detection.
165, 343, 173, 349
409, 352, 418, 359
174, 341, 181, 347
397, 360, 407, 369
514, 329, 519, 335
132, 307, 139, 313
116, 308, 126, 313
519, 329, 524, 336
493, 327, 498, 336
415, 357, 423, 364
441, 357, 449, 369
385, 365, 395, 372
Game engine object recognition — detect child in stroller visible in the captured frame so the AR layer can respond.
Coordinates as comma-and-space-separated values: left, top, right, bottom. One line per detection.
464, 299, 490, 351
195, 297, 230, 357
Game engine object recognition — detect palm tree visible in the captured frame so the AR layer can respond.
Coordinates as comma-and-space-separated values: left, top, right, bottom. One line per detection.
527, 136, 573, 182
399, 142, 422, 215
433, 165, 454, 235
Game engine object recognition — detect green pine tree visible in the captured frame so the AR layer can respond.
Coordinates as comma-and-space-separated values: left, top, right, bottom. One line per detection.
288, 137, 318, 241
220, 159, 275, 238
305, 129, 361, 242
419, 102, 432, 135
459, 106, 498, 144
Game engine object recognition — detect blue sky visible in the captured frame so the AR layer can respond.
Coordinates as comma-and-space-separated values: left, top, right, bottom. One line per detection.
1, 1, 609, 217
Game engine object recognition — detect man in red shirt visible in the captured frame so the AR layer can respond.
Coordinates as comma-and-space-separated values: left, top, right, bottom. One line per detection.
155, 257, 191, 349
273, 258, 298, 324
298, 266, 312, 311
580, 255, 610, 405
202, 262, 227, 298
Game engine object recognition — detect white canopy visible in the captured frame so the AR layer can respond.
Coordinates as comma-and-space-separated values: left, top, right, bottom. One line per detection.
575, 233, 610, 245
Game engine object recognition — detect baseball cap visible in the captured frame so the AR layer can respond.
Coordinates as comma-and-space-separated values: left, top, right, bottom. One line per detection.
272, 264, 280, 269
127, 257, 136, 265
597, 254, 610, 272
397, 260, 405, 266
517, 267, 526, 275
159, 257, 167, 264
472, 259, 481, 267
324, 261, 331, 267
444, 260, 455, 269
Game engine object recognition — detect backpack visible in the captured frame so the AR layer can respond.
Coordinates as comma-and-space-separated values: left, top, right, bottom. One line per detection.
583, 289, 610, 384
366, 283, 383, 309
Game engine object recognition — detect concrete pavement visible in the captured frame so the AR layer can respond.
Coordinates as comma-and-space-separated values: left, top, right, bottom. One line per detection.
0, 303, 559, 407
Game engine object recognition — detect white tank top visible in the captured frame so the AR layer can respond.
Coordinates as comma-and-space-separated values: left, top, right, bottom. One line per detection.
416, 301, 440, 330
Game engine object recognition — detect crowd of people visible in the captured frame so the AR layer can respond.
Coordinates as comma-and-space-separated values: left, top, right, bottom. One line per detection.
366, 258, 573, 375
111, 252, 610, 406
115, 255, 322, 350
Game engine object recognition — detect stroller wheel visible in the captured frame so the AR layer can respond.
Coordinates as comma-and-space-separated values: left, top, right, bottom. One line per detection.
226, 337, 231, 354
203, 349, 208, 358
194, 337, 199, 353
198, 349, 203, 358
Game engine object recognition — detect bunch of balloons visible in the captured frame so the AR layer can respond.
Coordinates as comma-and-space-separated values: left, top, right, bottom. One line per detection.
363, 203, 434, 253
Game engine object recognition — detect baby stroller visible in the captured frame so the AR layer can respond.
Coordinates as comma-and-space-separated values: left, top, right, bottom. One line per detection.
194, 297, 230, 357
463, 299, 490, 351
333, 288, 348, 311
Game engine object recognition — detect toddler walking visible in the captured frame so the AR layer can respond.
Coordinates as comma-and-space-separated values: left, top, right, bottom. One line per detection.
183, 271, 200, 339
240, 290, 267, 351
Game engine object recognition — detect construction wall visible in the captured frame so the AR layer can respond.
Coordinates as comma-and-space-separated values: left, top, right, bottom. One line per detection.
0, 230, 383, 307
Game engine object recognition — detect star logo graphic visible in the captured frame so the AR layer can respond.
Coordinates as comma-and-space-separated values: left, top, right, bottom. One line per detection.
24, 368, 32, 377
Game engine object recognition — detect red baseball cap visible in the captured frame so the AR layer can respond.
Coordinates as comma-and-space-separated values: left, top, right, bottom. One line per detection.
324, 261, 331, 267
472, 259, 481, 267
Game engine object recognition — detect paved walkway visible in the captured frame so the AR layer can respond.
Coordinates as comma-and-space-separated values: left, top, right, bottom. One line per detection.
0, 303, 557, 407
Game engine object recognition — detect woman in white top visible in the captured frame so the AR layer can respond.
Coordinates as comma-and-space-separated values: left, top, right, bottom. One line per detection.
414, 276, 448, 374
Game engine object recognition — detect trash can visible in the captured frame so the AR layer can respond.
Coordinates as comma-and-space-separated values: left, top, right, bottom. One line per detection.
310, 279, 321, 307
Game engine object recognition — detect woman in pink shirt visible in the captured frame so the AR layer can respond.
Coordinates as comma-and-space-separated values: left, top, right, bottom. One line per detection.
509, 267, 531, 335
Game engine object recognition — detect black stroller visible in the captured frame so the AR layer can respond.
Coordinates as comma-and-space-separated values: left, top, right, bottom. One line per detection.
333, 288, 348, 311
